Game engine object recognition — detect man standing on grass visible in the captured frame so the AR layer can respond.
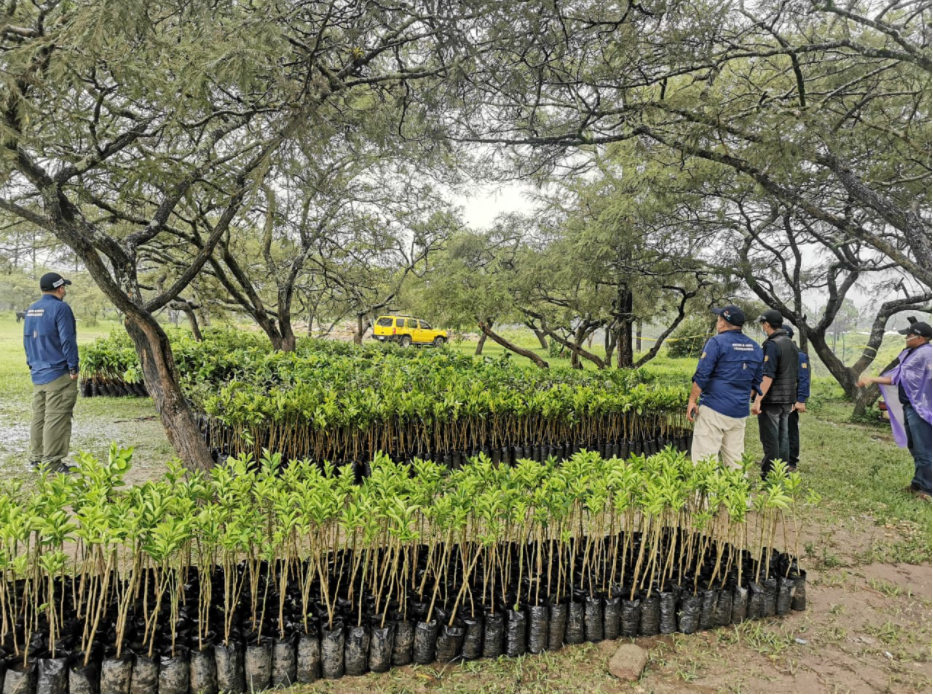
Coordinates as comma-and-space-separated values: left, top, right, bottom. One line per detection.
23, 272, 79, 472
782, 324, 810, 473
752, 309, 797, 479
687, 306, 764, 469
857, 318, 932, 502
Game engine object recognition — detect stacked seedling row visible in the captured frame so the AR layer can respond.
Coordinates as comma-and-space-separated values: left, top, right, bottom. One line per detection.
0, 446, 809, 693
80, 331, 692, 468
79, 330, 273, 398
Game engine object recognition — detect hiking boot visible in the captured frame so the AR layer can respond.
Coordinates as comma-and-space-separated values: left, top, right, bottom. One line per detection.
49, 461, 75, 475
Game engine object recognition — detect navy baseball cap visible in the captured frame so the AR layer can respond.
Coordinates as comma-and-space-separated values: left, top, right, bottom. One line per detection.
758, 309, 783, 327
782, 324, 795, 339
899, 321, 932, 339
712, 305, 745, 326
40, 272, 72, 291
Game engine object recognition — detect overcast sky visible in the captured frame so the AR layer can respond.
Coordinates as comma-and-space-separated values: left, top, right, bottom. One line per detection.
453, 181, 538, 230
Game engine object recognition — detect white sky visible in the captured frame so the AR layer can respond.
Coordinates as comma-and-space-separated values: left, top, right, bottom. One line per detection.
453, 182, 538, 230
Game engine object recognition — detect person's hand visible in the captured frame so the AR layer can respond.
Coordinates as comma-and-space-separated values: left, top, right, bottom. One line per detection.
687, 402, 698, 423
751, 398, 762, 416
794, 401, 806, 413
69, 371, 78, 381
856, 376, 873, 389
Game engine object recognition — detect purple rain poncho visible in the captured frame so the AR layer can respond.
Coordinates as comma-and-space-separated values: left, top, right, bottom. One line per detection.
879, 342, 932, 448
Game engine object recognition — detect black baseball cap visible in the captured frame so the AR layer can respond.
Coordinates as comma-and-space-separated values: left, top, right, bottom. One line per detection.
712, 305, 745, 326
899, 321, 932, 339
758, 309, 783, 327
40, 272, 72, 291
782, 324, 795, 339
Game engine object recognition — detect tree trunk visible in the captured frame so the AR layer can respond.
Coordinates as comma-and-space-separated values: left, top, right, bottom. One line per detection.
616, 324, 633, 368
475, 330, 488, 355
605, 325, 617, 365
636, 319, 643, 353
354, 314, 370, 345
851, 385, 881, 420
478, 320, 549, 368
183, 307, 203, 341
615, 285, 634, 368
123, 312, 214, 471
279, 324, 297, 352
171, 301, 203, 341
532, 327, 548, 349
542, 325, 606, 369
570, 335, 581, 369
851, 355, 900, 420
276, 288, 297, 352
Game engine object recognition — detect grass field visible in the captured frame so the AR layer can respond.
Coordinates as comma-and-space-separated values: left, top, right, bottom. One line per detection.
0, 310, 929, 692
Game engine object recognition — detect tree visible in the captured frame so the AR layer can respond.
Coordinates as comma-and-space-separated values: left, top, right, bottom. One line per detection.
0, 0, 487, 470
513, 143, 719, 368
452, 0, 930, 286
418, 224, 551, 368
312, 179, 460, 345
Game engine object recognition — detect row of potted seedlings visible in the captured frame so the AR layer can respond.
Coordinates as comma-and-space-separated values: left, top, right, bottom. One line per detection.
0, 446, 809, 694
201, 419, 694, 469
2, 546, 804, 694
79, 329, 690, 468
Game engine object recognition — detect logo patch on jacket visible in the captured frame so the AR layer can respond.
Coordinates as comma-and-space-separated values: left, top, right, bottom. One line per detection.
802, 362, 808, 368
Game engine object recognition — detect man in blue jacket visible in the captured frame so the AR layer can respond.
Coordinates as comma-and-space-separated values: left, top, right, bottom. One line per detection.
23, 272, 79, 471
687, 306, 764, 469
783, 325, 810, 473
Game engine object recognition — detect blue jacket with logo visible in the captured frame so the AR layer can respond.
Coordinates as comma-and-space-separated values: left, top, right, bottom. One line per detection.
797, 350, 810, 402
693, 329, 764, 419
23, 294, 79, 385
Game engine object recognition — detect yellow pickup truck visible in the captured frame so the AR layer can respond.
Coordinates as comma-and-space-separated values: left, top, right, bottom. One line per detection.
373, 315, 448, 347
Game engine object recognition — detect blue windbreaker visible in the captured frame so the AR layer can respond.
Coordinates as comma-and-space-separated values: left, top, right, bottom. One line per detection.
693, 329, 764, 418
23, 294, 79, 385
797, 350, 810, 402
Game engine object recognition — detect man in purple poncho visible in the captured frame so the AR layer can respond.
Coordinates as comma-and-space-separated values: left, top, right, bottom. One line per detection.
858, 319, 932, 501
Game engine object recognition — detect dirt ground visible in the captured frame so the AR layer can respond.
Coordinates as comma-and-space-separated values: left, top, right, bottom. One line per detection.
278, 553, 931, 694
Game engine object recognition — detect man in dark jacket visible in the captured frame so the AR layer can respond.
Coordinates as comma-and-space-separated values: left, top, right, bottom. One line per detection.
783, 325, 810, 472
752, 309, 797, 478
23, 272, 79, 471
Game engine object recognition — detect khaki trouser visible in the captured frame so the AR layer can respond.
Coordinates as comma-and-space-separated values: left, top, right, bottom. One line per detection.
691, 405, 746, 470
30, 373, 78, 466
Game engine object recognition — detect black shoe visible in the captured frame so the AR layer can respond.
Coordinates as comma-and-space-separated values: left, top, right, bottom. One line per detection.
26, 460, 40, 472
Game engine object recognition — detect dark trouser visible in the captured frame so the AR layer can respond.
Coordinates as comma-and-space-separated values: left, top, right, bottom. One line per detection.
904, 404, 932, 494
788, 409, 800, 468
759, 403, 793, 477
